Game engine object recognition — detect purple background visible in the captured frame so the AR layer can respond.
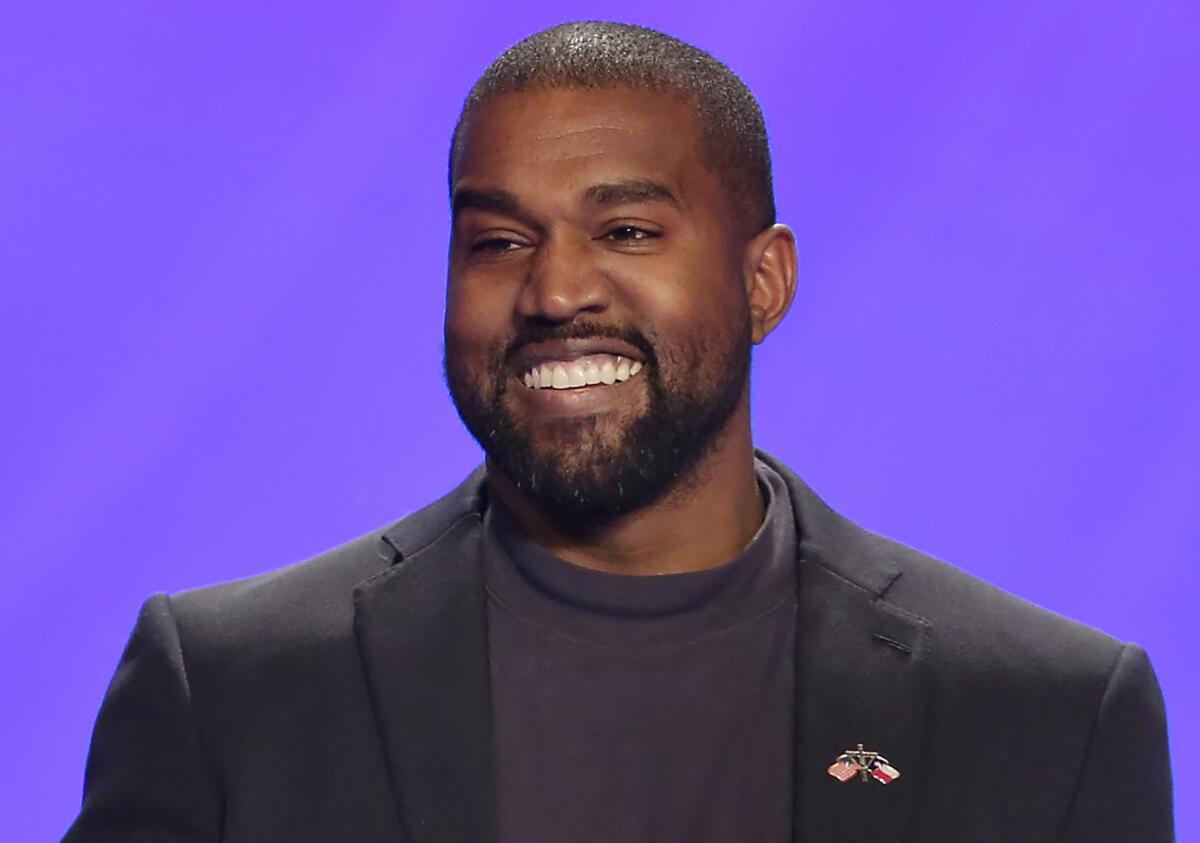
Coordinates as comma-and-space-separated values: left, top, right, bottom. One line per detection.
3, 3, 1196, 839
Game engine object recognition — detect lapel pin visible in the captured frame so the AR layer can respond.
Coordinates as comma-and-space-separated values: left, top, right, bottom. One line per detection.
826, 743, 901, 784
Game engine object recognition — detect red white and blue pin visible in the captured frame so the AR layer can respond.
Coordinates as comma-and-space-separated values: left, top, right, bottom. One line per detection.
827, 744, 901, 785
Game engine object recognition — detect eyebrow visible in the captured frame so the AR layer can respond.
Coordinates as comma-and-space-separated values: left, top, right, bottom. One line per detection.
582, 179, 680, 209
452, 187, 524, 219
450, 178, 680, 224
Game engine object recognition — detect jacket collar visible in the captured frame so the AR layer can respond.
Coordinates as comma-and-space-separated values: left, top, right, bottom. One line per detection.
355, 455, 929, 843
762, 454, 929, 841
354, 465, 493, 843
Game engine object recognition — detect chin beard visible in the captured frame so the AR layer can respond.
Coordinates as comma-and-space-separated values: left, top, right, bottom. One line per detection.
445, 328, 750, 532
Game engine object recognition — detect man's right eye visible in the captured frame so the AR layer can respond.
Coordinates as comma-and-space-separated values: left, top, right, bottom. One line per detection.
471, 237, 522, 254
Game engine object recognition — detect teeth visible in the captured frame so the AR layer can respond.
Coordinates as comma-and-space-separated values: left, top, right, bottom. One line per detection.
568, 363, 586, 387
599, 359, 617, 385
521, 353, 647, 389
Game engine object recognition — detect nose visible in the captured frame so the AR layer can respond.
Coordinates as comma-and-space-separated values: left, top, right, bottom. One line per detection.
515, 232, 610, 323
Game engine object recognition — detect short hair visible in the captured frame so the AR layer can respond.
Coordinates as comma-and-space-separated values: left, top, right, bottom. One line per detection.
450, 21, 776, 234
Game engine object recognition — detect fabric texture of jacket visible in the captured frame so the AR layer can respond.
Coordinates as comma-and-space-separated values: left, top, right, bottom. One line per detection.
65, 453, 1174, 841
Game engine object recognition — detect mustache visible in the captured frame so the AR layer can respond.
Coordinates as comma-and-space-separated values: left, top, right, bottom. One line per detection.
502, 321, 657, 367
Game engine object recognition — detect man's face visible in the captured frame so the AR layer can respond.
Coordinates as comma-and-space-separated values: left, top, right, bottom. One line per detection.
444, 87, 753, 528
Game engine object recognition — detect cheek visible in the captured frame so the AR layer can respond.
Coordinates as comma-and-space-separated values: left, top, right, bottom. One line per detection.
625, 261, 745, 351
648, 298, 749, 389
445, 279, 511, 354
445, 283, 519, 404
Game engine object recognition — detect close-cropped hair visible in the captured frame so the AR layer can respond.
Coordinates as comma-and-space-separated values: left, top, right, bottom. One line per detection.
449, 21, 776, 234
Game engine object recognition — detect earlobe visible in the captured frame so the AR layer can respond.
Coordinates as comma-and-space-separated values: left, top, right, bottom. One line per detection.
743, 224, 798, 344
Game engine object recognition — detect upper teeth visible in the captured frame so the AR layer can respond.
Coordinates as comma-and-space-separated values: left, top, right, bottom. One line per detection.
522, 354, 644, 390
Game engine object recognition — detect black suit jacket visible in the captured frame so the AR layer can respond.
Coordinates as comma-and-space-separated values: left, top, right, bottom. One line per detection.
65, 454, 1174, 841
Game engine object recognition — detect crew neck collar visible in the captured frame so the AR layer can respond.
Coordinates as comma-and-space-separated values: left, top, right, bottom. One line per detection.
481, 460, 798, 648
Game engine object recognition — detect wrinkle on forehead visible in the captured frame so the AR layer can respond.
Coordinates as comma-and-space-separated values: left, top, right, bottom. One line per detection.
535, 124, 629, 142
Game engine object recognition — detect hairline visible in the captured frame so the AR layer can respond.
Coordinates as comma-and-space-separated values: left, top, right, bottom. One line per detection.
449, 82, 767, 235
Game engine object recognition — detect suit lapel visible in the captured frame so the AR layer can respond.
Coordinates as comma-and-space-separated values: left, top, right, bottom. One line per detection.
350, 458, 929, 842
761, 454, 930, 843
353, 470, 495, 843
792, 563, 928, 841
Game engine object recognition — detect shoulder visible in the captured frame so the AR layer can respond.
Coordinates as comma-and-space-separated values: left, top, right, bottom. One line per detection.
165, 465, 488, 650
881, 537, 1125, 680
167, 527, 391, 646
842, 516, 1171, 838
760, 451, 1128, 681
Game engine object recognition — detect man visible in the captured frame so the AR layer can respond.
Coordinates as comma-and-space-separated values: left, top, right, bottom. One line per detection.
66, 21, 1173, 842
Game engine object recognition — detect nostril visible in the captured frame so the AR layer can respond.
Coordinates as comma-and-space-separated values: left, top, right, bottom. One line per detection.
520, 252, 611, 320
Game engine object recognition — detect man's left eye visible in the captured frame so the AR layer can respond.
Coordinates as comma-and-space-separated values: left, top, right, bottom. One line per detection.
601, 226, 658, 242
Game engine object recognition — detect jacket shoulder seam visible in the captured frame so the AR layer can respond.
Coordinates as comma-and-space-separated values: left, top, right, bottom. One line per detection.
160, 592, 225, 832
1052, 640, 1130, 840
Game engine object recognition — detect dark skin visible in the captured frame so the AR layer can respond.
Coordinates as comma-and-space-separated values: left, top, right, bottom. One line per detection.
446, 87, 797, 575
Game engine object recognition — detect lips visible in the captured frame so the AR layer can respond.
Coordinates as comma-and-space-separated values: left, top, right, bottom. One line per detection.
512, 335, 645, 364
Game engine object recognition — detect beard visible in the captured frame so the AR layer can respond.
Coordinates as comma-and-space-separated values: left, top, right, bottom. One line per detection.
444, 315, 751, 532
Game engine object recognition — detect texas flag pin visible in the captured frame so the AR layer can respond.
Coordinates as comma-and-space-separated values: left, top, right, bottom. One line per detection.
827, 744, 901, 784
870, 759, 901, 784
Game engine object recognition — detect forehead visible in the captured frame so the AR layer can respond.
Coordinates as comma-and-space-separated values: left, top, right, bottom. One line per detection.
453, 88, 714, 204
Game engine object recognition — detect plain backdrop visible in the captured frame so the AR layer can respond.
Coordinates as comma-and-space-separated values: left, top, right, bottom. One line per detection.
2, 3, 1196, 840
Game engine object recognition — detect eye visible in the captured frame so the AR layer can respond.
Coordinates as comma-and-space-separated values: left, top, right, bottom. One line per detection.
600, 225, 659, 243
470, 236, 524, 254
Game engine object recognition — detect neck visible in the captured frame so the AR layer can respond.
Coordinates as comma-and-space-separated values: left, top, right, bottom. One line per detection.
486, 407, 764, 576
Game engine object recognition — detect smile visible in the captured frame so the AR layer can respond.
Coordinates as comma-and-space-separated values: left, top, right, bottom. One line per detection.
522, 354, 645, 390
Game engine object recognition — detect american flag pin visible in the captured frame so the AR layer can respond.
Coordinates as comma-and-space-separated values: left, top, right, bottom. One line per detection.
827, 744, 901, 784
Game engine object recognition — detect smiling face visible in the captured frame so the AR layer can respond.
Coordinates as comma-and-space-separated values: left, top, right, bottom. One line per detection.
444, 87, 755, 529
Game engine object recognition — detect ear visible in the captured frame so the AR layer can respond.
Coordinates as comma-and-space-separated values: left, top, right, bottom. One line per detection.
742, 224, 798, 344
